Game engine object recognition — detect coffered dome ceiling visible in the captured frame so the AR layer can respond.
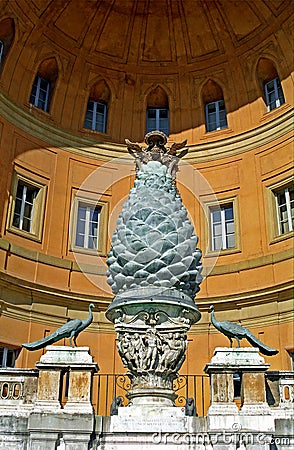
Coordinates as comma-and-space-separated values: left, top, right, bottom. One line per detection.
1, 0, 292, 145
12, 0, 292, 74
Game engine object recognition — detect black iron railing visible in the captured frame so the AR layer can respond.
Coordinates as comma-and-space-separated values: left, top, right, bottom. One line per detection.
92, 373, 210, 417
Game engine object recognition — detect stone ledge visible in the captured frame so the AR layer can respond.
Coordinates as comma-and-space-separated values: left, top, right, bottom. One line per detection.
1, 92, 292, 163
0, 236, 292, 278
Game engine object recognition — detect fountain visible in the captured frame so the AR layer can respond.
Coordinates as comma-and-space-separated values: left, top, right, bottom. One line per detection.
106, 131, 203, 409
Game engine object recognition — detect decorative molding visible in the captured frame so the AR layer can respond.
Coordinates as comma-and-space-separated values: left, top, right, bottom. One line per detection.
0, 92, 292, 163
0, 272, 292, 333
0, 271, 111, 310
0, 237, 292, 277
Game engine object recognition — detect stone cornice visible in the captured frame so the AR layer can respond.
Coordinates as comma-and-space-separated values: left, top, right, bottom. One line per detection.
0, 237, 292, 278
202, 247, 293, 276
0, 270, 111, 310
0, 92, 292, 163
0, 270, 292, 333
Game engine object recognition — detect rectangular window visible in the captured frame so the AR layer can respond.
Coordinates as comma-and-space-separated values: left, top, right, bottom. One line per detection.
205, 100, 228, 132
0, 346, 19, 368
84, 100, 107, 133
8, 173, 47, 241
75, 202, 101, 250
71, 197, 108, 254
12, 182, 39, 233
146, 108, 169, 135
29, 75, 50, 112
274, 186, 294, 235
265, 77, 285, 111
206, 198, 239, 252
210, 202, 235, 251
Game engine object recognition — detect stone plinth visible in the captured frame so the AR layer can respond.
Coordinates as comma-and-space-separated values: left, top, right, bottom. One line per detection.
204, 347, 274, 431
28, 412, 94, 450
36, 368, 62, 411
35, 346, 98, 413
101, 413, 208, 450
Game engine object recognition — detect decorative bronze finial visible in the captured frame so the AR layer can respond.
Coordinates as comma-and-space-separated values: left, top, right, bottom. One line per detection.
125, 131, 188, 181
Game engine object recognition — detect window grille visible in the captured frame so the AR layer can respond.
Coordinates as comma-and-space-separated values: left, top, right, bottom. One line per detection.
75, 202, 101, 250
12, 181, 39, 233
29, 75, 50, 111
146, 108, 169, 135
274, 186, 294, 235
210, 203, 235, 251
0, 347, 19, 368
264, 77, 285, 111
205, 100, 228, 132
84, 100, 107, 132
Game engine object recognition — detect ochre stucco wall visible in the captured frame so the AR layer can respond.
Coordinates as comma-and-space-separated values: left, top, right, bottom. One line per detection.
0, 0, 293, 377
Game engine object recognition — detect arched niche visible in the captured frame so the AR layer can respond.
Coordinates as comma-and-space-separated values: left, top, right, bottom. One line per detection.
29, 57, 59, 112
201, 79, 224, 105
201, 79, 228, 132
256, 58, 285, 110
146, 85, 169, 108
145, 86, 169, 135
0, 18, 15, 72
89, 79, 111, 104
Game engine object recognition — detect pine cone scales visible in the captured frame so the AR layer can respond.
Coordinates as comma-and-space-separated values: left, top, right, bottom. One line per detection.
107, 161, 202, 299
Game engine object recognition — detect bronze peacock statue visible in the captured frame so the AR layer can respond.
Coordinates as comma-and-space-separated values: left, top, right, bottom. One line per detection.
22, 303, 95, 350
209, 305, 278, 356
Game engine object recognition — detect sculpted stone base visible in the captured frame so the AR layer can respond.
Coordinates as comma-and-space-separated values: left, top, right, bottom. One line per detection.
127, 387, 177, 407
110, 297, 197, 407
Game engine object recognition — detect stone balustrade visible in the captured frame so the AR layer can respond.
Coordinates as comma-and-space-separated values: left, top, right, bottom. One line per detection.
0, 368, 38, 409
0, 348, 293, 449
266, 370, 294, 419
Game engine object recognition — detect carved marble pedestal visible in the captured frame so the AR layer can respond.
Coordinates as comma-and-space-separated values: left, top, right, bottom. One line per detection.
107, 287, 200, 408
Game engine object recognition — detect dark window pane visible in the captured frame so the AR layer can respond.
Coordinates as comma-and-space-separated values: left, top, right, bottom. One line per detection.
147, 109, 156, 119
29, 79, 38, 104
90, 207, 99, 223
224, 206, 234, 220
212, 209, 221, 223
14, 198, 22, 215
16, 183, 24, 200
12, 213, 20, 228
97, 103, 105, 114
22, 217, 31, 232
23, 203, 33, 219
25, 187, 37, 204
6, 350, 15, 368
159, 109, 168, 119
207, 103, 216, 114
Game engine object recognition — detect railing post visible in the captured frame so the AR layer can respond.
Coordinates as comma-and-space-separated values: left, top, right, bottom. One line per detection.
28, 346, 99, 450
205, 347, 275, 433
